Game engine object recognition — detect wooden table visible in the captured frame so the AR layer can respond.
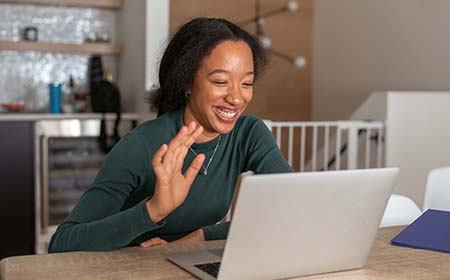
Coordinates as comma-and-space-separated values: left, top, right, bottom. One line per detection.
1, 227, 450, 280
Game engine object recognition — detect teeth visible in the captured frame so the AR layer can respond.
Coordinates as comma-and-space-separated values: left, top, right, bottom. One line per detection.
214, 107, 237, 118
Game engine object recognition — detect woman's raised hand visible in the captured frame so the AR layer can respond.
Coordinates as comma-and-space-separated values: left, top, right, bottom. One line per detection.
146, 122, 205, 223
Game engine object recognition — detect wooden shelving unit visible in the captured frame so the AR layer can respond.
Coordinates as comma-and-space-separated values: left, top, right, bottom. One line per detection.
0, 0, 123, 9
0, 40, 122, 55
0, 0, 123, 54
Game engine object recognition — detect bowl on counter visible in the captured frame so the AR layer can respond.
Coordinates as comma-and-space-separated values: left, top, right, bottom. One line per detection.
1, 103, 26, 112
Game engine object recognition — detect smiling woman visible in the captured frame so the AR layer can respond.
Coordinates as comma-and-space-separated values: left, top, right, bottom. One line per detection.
48, 18, 293, 253
185, 40, 255, 141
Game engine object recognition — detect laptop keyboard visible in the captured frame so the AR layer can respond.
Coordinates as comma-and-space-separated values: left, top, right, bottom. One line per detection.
194, 261, 221, 278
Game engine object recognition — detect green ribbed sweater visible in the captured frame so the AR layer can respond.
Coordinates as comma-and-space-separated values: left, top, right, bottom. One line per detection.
48, 110, 292, 253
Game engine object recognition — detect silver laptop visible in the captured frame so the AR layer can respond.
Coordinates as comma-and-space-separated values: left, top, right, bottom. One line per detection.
167, 168, 399, 280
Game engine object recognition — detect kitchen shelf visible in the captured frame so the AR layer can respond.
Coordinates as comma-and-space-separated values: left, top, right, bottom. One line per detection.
0, 0, 123, 9
0, 40, 122, 55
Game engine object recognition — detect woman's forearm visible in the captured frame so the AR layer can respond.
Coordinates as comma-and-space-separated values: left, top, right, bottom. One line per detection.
48, 199, 164, 253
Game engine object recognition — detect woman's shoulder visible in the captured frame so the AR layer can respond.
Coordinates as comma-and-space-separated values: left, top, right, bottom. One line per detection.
227, 114, 272, 144
132, 116, 166, 134
235, 114, 270, 131
121, 111, 179, 151
131, 111, 178, 136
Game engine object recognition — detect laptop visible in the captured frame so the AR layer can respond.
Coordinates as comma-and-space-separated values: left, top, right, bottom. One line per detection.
167, 168, 399, 280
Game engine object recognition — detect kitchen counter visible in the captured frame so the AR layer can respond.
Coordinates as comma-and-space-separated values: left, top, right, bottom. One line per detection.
0, 113, 140, 121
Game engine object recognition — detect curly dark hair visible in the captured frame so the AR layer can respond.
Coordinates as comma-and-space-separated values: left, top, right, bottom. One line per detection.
147, 17, 268, 116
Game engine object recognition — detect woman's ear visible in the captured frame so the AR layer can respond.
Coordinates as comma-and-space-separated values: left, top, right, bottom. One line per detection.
185, 90, 191, 100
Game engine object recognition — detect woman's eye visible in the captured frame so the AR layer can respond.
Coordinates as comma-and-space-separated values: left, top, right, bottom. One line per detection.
242, 82, 254, 87
213, 81, 227, 85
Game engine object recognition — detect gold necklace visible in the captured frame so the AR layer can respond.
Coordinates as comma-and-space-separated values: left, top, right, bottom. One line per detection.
188, 135, 221, 176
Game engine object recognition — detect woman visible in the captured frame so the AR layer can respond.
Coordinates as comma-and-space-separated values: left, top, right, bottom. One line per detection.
49, 18, 292, 253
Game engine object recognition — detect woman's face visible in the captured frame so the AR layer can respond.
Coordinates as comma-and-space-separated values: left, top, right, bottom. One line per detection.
184, 40, 254, 142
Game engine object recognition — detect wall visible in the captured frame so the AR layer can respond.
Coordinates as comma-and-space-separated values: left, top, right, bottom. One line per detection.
385, 92, 450, 207
169, 0, 313, 121
350, 91, 387, 121
313, 0, 450, 121
145, 0, 169, 93
116, 0, 146, 114
143, 0, 169, 120
117, 0, 169, 120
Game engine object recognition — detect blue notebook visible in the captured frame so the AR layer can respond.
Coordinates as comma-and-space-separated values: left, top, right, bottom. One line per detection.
391, 209, 450, 253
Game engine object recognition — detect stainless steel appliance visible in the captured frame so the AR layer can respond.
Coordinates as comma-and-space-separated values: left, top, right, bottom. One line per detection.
34, 116, 137, 254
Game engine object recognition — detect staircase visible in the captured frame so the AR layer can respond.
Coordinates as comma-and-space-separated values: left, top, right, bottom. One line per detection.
266, 120, 385, 172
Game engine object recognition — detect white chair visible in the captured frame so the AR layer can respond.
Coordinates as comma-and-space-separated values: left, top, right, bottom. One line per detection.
423, 166, 450, 211
380, 194, 422, 227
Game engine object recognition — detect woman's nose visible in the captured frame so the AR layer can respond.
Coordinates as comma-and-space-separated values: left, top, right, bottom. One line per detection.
225, 86, 244, 105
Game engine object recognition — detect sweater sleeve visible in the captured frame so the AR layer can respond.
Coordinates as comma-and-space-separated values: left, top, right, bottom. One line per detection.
48, 133, 164, 253
202, 222, 230, 241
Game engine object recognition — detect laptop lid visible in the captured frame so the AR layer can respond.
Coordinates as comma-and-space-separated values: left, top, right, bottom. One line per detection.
217, 168, 399, 280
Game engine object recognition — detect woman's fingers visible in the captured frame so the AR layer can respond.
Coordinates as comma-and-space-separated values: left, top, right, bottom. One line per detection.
168, 122, 201, 151
173, 145, 188, 172
184, 154, 206, 183
140, 237, 168, 248
174, 125, 204, 171
170, 125, 189, 144
153, 122, 206, 183
166, 122, 196, 150
164, 123, 204, 171
152, 144, 168, 172
162, 122, 197, 166
180, 124, 204, 148
152, 145, 170, 185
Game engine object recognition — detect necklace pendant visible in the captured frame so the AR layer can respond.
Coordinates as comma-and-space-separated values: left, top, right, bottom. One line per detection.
189, 135, 221, 177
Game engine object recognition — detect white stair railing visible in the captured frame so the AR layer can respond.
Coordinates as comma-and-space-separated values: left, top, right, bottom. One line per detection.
267, 121, 385, 171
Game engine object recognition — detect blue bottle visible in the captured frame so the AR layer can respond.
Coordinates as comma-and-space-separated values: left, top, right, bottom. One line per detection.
49, 82, 62, 114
